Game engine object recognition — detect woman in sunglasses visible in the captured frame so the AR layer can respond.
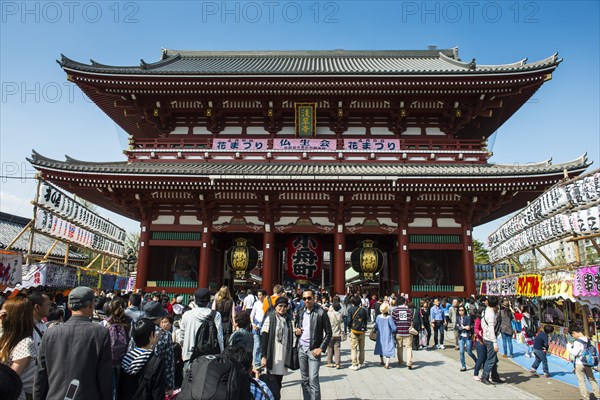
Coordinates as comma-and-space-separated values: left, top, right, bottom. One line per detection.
260, 296, 294, 399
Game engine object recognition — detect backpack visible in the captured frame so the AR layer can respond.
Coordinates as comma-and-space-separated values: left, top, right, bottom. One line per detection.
576, 339, 599, 367
179, 354, 252, 400
108, 323, 129, 364
265, 296, 276, 318
350, 306, 367, 334
190, 310, 220, 362
523, 316, 537, 338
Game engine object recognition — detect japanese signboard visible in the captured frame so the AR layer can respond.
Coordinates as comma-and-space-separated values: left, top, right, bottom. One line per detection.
211, 138, 268, 151
21, 263, 48, 288
45, 264, 78, 289
483, 277, 517, 297
344, 139, 400, 152
0, 250, 22, 290
541, 271, 575, 300
573, 266, 600, 297
115, 276, 129, 291
78, 270, 100, 289
286, 235, 322, 281
273, 138, 335, 151
295, 103, 316, 138
516, 274, 542, 297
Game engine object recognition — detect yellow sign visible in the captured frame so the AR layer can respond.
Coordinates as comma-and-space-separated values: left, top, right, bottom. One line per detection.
295, 103, 316, 138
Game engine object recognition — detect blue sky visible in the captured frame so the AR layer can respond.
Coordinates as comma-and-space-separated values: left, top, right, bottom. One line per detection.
1, 0, 599, 244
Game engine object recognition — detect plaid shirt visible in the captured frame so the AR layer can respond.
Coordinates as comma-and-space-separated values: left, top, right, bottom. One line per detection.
250, 378, 274, 400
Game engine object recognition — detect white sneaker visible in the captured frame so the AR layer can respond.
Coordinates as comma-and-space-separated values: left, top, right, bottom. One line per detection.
349, 365, 359, 370
360, 363, 366, 367
473, 376, 481, 381
439, 345, 446, 350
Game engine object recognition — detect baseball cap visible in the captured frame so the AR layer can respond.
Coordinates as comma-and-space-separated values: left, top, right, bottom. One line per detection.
68, 286, 95, 311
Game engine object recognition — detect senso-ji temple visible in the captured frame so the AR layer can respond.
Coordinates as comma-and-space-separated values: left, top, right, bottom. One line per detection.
29, 47, 590, 297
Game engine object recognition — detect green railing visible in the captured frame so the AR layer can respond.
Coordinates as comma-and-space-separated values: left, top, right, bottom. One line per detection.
151, 232, 201, 241
411, 285, 465, 292
151, 280, 198, 288
409, 234, 461, 244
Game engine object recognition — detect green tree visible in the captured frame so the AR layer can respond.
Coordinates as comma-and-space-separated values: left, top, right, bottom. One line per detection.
473, 239, 490, 264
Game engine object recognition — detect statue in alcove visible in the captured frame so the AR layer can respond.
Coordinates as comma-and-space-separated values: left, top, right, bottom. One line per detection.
413, 251, 443, 286
171, 247, 198, 282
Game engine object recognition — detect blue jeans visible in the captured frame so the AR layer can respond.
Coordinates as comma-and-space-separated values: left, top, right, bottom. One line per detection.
112, 365, 120, 400
342, 316, 350, 334
474, 341, 487, 376
253, 331, 261, 368
482, 340, 500, 381
458, 337, 477, 368
531, 349, 549, 374
501, 332, 513, 357
299, 345, 322, 400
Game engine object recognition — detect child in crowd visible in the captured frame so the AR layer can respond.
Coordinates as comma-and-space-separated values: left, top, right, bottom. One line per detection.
529, 324, 554, 378
118, 319, 166, 400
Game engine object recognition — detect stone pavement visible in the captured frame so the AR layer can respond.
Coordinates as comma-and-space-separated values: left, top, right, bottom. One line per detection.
280, 328, 540, 400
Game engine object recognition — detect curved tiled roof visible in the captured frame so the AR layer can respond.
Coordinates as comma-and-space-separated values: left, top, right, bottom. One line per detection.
29, 151, 589, 179
58, 48, 561, 76
0, 212, 87, 260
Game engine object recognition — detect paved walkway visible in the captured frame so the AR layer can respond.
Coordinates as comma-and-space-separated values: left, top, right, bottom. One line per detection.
280, 329, 540, 400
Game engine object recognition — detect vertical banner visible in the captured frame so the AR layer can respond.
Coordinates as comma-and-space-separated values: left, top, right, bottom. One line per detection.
295, 103, 316, 138
0, 250, 22, 290
21, 263, 48, 288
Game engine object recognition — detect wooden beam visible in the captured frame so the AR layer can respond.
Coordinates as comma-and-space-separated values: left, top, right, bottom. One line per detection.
64, 244, 69, 266
85, 253, 102, 269
41, 240, 59, 262
4, 220, 32, 250
590, 239, 600, 262
509, 256, 524, 271
535, 246, 555, 267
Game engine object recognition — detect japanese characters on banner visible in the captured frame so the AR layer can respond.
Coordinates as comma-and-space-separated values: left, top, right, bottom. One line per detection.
273, 138, 335, 151
540, 271, 575, 300
488, 205, 600, 263
517, 274, 542, 297
573, 266, 600, 297
35, 209, 125, 257
212, 138, 268, 151
38, 182, 126, 243
344, 138, 400, 152
488, 171, 600, 263
286, 235, 323, 281
78, 270, 100, 289
21, 263, 49, 288
0, 250, 22, 290
45, 264, 78, 289
483, 276, 517, 296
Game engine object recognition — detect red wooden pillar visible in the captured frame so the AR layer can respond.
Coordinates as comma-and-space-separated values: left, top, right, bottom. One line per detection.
135, 218, 151, 290
463, 226, 476, 296
262, 229, 274, 291
398, 228, 410, 295
199, 224, 212, 288
334, 229, 346, 296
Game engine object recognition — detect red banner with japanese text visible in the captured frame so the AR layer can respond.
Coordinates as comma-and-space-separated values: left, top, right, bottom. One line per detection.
517, 274, 542, 297
286, 235, 322, 281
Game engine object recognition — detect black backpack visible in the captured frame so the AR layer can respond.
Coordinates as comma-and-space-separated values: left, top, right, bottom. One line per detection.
179, 354, 252, 400
190, 310, 220, 362
350, 306, 367, 333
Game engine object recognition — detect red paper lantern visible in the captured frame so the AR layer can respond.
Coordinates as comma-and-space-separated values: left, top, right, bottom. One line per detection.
286, 235, 322, 281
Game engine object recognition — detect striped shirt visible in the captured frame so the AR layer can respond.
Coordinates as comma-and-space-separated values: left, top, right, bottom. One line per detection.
122, 347, 152, 375
391, 306, 413, 336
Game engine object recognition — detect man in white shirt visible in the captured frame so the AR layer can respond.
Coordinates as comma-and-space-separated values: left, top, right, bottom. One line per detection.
480, 296, 504, 385
568, 323, 600, 400
250, 289, 266, 367
243, 289, 257, 313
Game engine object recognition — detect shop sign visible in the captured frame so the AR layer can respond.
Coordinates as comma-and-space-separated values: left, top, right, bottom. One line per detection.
0, 250, 22, 290
574, 266, 600, 297
517, 274, 541, 297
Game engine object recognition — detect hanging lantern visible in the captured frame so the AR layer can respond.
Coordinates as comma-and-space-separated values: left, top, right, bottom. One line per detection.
350, 239, 384, 280
225, 238, 258, 279
287, 235, 323, 281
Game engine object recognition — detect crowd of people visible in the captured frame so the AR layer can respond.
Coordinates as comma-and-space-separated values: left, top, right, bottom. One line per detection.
0, 286, 599, 400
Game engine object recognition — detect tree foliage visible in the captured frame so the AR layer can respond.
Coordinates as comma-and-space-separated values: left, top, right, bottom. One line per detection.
473, 239, 490, 265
